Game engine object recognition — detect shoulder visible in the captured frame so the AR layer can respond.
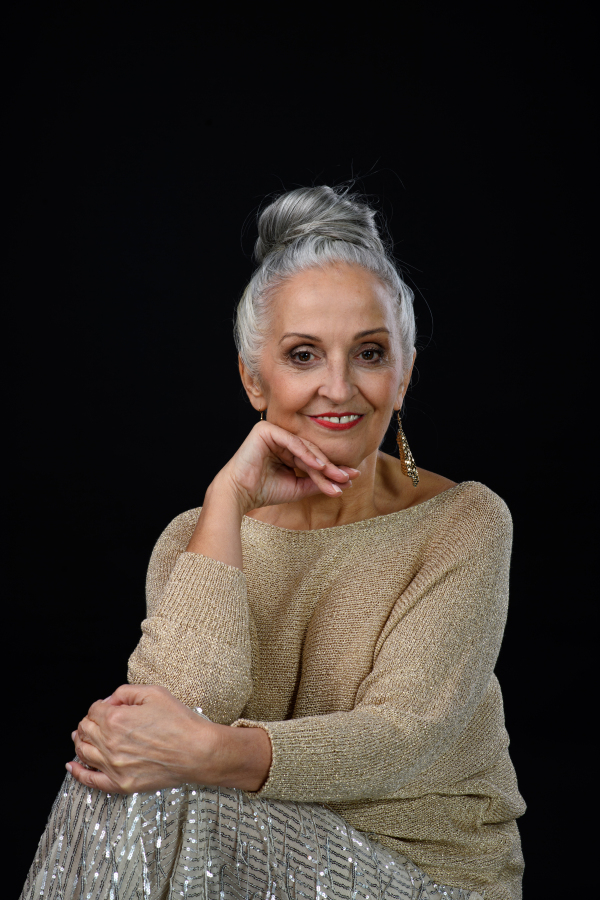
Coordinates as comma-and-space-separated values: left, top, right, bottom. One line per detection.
438, 481, 513, 553
449, 481, 512, 526
407, 466, 458, 506
377, 455, 511, 538
377, 454, 458, 513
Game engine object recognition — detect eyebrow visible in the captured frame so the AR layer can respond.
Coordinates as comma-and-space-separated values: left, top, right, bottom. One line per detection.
279, 328, 390, 344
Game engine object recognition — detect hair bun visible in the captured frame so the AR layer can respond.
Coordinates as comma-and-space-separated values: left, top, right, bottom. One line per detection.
236, 184, 416, 380
254, 185, 385, 263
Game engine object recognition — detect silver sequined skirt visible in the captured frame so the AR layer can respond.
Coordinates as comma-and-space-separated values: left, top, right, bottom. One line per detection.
20, 774, 484, 899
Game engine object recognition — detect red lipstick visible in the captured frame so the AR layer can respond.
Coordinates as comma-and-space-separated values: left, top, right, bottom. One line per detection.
309, 413, 364, 431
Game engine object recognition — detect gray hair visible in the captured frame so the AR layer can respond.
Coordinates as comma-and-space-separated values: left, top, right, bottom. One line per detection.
234, 185, 416, 379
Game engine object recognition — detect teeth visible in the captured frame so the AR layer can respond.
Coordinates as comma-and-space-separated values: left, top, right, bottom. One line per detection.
317, 415, 360, 424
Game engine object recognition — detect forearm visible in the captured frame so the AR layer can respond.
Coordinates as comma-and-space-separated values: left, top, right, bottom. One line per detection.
68, 685, 271, 796
232, 711, 408, 802
186, 472, 247, 569
128, 550, 253, 722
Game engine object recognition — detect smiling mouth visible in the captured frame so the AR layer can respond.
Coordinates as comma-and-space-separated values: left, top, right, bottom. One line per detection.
309, 414, 364, 430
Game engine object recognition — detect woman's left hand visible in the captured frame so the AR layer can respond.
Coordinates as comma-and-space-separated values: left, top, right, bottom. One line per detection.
69, 684, 218, 794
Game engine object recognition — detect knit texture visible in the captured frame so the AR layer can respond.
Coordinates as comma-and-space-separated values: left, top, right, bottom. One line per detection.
128, 482, 525, 898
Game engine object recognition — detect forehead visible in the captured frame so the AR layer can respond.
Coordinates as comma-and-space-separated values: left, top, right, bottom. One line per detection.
269, 263, 397, 335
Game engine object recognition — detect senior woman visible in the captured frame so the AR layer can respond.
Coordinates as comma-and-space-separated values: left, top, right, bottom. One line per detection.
21, 186, 525, 900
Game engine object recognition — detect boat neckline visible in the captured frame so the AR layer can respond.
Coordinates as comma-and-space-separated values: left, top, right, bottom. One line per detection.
241, 481, 477, 535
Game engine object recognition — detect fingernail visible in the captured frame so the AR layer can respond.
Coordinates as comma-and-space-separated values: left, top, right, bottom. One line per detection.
66, 763, 72, 774
332, 484, 343, 493
71, 731, 77, 741
103, 695, 112, 701
315, 457, 325, 466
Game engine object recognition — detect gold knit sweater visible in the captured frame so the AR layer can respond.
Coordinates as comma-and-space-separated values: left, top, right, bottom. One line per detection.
128, 481, 525, 898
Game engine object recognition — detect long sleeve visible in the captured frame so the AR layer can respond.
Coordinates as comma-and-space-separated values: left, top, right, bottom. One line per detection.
127, 509, 254, 724
234, 490, 513, 801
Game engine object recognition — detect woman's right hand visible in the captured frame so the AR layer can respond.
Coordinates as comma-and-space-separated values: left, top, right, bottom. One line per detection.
186, 421, 358, 568
218, 419, 358, 514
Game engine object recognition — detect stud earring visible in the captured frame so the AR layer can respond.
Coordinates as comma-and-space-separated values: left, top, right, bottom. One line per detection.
396, 412, 419, 487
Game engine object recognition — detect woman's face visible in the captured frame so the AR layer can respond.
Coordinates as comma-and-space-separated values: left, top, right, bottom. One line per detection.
242, 263, 413, 468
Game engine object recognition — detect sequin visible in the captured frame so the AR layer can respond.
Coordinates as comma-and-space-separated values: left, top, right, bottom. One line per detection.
126, 483, 524, 894
22, 483, 524, 897
20, 772, 483, 899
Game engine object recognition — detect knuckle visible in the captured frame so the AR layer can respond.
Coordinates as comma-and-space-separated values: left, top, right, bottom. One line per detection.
107, 706, 124, 729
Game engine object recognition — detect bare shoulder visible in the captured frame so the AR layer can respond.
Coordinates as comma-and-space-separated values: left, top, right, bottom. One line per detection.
413, 466, 458, 500
403, 466, 458, 509
376, 452, 458, 513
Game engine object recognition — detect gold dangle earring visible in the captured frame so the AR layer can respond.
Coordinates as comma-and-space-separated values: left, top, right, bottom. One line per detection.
396, 411, 419, 487
260, 409, 266, 421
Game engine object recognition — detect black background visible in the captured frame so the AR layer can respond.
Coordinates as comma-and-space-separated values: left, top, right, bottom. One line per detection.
6, 3, 593, 894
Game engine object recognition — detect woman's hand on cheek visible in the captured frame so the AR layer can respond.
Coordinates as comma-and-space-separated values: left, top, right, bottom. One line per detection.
67, 684, 218, 794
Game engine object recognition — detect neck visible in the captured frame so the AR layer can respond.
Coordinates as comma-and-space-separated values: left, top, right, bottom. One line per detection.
251, 450, 400, 531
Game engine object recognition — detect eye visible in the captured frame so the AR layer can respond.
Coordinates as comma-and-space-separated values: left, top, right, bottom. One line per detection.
290, 348, 317, 363
358, 347, 384, 362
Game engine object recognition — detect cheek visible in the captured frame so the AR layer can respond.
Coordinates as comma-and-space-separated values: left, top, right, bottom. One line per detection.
361, 370, 403, 407
264, 369, 312, 412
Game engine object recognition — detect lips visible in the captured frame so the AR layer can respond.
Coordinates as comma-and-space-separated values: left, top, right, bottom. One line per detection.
309, 414, 364, 431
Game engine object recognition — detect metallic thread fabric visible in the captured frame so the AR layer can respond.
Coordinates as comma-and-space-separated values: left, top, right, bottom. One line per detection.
127, 482, 524, 896
21, 768, 484, 899
21, 482, 524, 899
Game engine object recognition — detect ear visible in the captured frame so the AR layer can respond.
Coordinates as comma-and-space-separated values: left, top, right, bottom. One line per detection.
394, 349, 416, 411
238, 355, 267, 412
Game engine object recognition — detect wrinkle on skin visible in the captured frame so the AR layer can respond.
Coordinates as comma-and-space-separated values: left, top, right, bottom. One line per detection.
240, 263, 422, 530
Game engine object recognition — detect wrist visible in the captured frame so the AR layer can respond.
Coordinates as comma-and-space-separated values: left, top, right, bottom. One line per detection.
186, 473, 247, 568
205, 470, 251, 518
209, 723, 272, 792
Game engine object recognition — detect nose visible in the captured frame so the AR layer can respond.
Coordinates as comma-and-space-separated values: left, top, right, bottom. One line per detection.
317, 359, 359, 406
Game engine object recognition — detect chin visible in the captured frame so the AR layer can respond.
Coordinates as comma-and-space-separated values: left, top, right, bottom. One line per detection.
319, 442, 371, 470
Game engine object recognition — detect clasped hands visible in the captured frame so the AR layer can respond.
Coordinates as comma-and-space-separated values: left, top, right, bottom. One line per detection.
68, 684, 272, 795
